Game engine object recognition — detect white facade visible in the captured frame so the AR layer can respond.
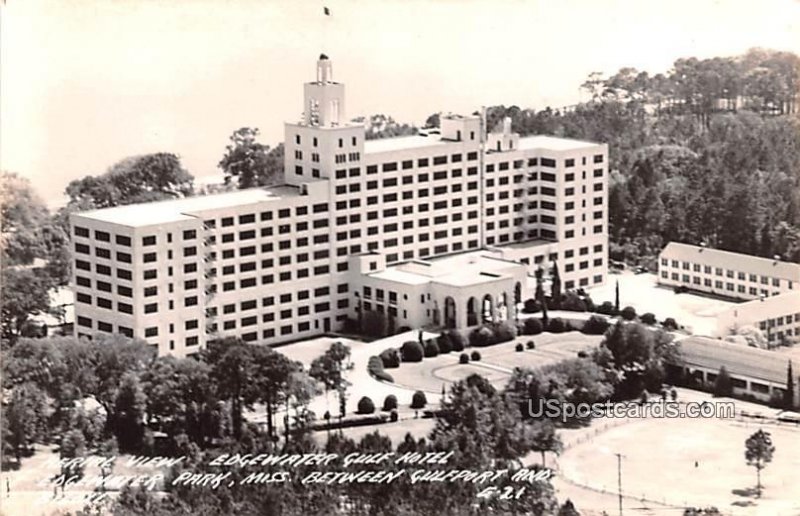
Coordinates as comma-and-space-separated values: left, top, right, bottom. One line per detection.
348, 250, 528, 332
70, 55, 608, 357
658, 242, 799, 300
716, 291, 800, 346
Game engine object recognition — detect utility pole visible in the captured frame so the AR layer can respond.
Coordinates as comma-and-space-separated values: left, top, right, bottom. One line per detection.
615, 452, 623, 516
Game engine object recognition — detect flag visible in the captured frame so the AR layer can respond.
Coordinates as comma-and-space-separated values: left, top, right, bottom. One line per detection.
324, 7, 330, 15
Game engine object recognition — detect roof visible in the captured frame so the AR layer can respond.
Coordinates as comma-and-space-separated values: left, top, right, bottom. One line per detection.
366, 251, 524, 288
676, 336, 791, 386
73, 185, 305, 228
517, 135, 603, 151
726, 291, 800, 318
363, 134, 451, 154
660, 242, 800, 281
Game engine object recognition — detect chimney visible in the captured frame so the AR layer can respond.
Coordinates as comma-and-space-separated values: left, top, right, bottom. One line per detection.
503, 117, 512, 136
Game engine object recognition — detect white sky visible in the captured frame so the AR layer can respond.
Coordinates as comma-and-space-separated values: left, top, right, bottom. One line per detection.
2, 0, 799, 203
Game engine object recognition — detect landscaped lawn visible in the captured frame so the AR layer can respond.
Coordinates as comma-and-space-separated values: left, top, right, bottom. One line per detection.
387, 332, 603, 392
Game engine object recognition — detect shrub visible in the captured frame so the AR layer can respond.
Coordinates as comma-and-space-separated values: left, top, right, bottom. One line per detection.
547, 318, 566, 333
449, 331, 466, 352
357, 396, 375, 414
492, 321, 517, 343
469, 326, 495, 347
663, 317, 679, 331
620, 306, 637, 321
401, 341, 424, 362
389, 409, 398, 422
411, 391, 427, 410
640, 312, 657, 325
423, 339, 440, 358
437, 333, 452, 354
367, 356, 394, 383
522, 298, 541, 314
582, 315, 610, 335
459, 353, 470, 364
382, 395, 398, 411
522, 317, 544, 335
596, 301, 617, 316
526, 340, 535, 349
470, 351, 482, 361
560, 292, 586, 312
515, 343, 524, 352
397, 326, 412, 334
577, 350, 588, 358
379, 348, 401, 368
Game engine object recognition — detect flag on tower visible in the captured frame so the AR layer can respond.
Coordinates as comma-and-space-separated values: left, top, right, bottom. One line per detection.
324, 7, 330, 16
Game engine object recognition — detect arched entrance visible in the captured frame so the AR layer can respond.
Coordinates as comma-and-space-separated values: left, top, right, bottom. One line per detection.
482, 294, 494, 324
467, 297, 478, 326
444, 297, 457, 329
498, 292, 509, 321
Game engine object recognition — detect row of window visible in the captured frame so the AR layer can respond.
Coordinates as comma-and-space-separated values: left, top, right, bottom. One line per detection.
661, 259, 792, 289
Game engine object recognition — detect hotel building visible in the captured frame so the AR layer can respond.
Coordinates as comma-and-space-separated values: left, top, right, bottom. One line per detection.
70, 55, 608, 356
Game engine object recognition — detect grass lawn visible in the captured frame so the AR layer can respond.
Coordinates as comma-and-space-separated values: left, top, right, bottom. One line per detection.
560, 416, 800, 515
388, 332, 603, 392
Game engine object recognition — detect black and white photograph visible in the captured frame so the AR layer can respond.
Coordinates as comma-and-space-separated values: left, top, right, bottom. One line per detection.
1, 1, 799, 515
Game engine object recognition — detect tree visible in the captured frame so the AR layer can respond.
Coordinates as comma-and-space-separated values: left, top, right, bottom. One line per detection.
112, 373, 147, 452
59, 429, 87, 481
400, 341, 424, 362
713, 366, 733, 397
745, 429, 775, 497
0, 268, 54, 342
0, 171, 50, 265
253, 347, 295, 440
207, 339, 260, 441
66, 153, 193, 208
218, 127, 283, 189
5, 382, 49, 463
551, 261, 562, 301
786, 361, 795, 409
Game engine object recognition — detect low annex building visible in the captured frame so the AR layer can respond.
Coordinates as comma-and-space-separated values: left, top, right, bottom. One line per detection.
658, 242, 799, 300
348, 250, 528, 332
675, 336, 799, 407
716, 291, 800, 346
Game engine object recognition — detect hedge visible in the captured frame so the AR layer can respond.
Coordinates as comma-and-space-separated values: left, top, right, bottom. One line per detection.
357, 396, 376, 414
522, 317, 544, 335
620, 306, 637, 321
423, 339, 440, 358
411, 390, 427, 410
367, 356, 394, 383
547, 318, 567, 333
448, 331, 467, 352
437, 333, 453, 354
379, 348, 401, 368
382, 395, 398, 411
401, 341, 424, 362
582, 315, 610, 335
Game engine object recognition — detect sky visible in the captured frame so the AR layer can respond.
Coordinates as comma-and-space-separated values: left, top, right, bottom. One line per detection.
2, 0, 799, 205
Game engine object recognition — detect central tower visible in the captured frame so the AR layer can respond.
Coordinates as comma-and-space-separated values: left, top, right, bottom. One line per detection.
303, 54, 346, 127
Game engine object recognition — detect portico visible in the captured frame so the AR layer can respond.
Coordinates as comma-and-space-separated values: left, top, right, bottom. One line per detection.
348, 250, 527, 333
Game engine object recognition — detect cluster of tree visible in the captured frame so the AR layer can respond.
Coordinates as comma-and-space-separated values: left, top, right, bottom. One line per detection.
351, 114, 419, 140
103, 373, 572, 516
0, 334, 320, 470
2, 152, 197, 342
218, 127, 284, 189
582, 49, 800, 119
1, 173, 71, 339
480, 49, 800, 265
